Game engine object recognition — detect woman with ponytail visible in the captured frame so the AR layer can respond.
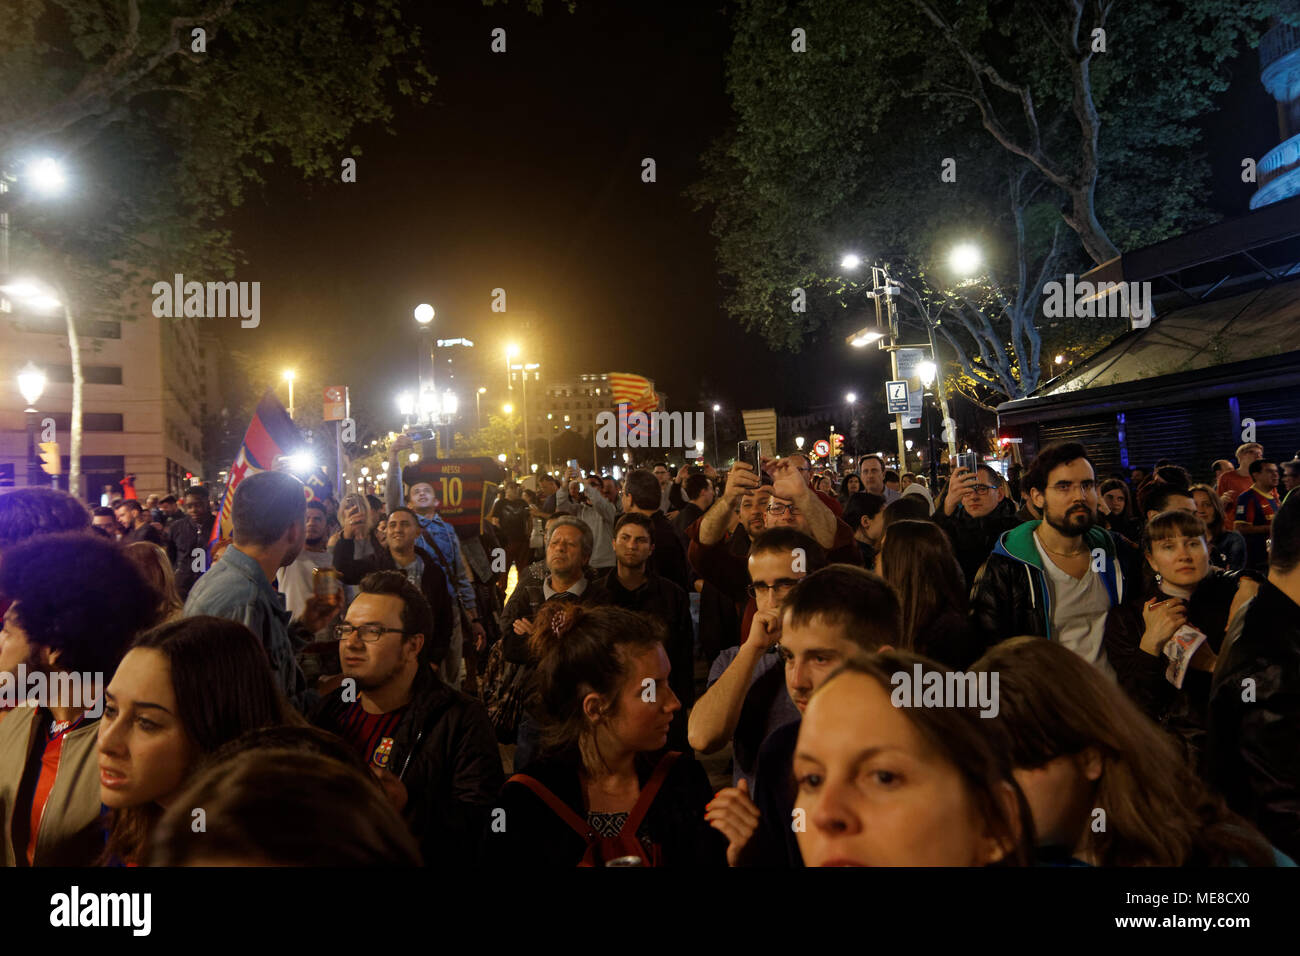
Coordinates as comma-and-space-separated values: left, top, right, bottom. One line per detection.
481, 603, 727, 867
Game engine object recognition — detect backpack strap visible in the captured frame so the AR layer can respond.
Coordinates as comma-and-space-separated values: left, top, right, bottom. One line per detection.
621, 751, 681, 836
507, 773, 591, 840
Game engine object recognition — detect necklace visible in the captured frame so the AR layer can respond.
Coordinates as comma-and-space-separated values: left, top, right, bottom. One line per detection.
1035, 531, 1087, 558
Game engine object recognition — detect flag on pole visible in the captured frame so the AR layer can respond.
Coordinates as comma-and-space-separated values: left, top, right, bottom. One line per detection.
207, 390, 302, 561
606, 373, 659, 412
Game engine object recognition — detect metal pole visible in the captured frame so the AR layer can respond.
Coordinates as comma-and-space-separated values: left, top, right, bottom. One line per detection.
522, 368, 530, 474
711, 410, 719, 467
26, 409, 38, 487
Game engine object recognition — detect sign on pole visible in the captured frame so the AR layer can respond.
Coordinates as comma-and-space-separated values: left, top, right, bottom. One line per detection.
812, 439, 830, 458
885, 381, 909, 414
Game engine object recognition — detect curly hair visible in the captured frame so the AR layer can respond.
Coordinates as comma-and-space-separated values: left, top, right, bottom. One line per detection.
0, 532, 156, 674
0, 488, 91, 548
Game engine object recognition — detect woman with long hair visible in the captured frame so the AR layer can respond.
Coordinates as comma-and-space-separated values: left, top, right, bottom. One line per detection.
1103, 510, 1259, 771
794, 650, 1033, 867
98, 616, 292, 864
482, 603, 725, 866
874, 519, 983, 668
1098, 478, 1141, 550
1190, 483, 1247, 572
841, 491, 887, 567
838, 472, 863, 505
974, 637, 1284, 866
121, 541, 184, 625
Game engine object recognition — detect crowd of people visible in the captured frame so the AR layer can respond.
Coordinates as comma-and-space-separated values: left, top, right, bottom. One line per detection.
1, 434, 1299, 868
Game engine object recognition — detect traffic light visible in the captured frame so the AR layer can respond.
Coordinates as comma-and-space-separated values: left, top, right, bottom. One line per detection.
830, 433, 844, 455
38, 441, 61, 475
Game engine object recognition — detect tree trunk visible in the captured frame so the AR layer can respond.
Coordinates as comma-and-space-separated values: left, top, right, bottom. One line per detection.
64, 299, 83, 501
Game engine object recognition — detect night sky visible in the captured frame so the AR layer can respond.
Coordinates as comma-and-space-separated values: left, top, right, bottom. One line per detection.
216, 0, 1277, 435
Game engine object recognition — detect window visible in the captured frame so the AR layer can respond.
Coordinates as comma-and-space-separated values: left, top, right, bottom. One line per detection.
46, 365, 123, 385
47, 412, 124, 432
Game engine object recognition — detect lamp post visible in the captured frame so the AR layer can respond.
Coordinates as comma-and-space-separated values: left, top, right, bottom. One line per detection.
711, 403, 721, 467
415, 304, 435, 419
844, 392, 857, 459
505, 344, 519, 393
918, 359, 938, 487
546, 413, 554, 472
476, 387, 486, 429
17, 362, 46, 488
795, 436, 805, 455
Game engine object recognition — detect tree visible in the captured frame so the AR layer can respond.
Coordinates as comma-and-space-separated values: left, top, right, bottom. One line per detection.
454, 413, 521, 461
691, 0, 1288, 404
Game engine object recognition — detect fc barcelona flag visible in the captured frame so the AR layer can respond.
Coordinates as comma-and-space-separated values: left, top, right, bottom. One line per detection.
206, 390, 303, 560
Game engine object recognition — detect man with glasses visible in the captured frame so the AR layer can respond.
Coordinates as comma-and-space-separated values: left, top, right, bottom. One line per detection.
970, 441, 1127, 675
312, 570, 502, 866
688, 528, 827, 786
935, 462, 1021, 585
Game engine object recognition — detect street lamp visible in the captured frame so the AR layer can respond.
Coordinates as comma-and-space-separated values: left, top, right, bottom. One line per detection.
546, 412, 554, 470
17, 362, 46, 488
918, 360, 938, 486
414, 303, 434, 325
949, 243, 982, 277
795, 436, 805, 452
476, 386, 486, 429
844, 393, 858, 459
505, 344, 519, 392
283, 369, 296, 419
710, 403, 721, 467
396, 391, 415, 422
847, 329, 884, 348
841, 253, 862, 271
26, 158, 68, 197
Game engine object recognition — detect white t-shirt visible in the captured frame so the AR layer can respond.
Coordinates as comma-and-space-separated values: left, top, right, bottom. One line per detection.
1032, 532, 1116, 679
276, 548, 334, 625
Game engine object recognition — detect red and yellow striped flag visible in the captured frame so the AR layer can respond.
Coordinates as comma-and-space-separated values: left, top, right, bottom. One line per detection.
607, 372, 659, 412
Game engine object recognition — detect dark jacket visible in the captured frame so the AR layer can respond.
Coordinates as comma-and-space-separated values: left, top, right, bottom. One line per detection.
167, 512, 215, 598
312, 664, 504, 866
1104, 570, 1252, 774
647, 510, 692, 592
479, 748, 726, 867
332, 537, 454, 663
1208, 580, 1300, 861
738, 720, 802, 868
933, 498, 1020, 587
969, 521, 1127, 648
499, 578, 599, 665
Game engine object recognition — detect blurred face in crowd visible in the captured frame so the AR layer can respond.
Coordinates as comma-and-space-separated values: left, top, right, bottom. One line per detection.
601, 479, 620, 504
374, 516, 387, 547
692, 480, 716, 509
794, 671, 1009, 867
338, 592, 420, 691
1147, 493, 1195, 523
1102, 485, 1128, 518
506, 483, 522, 500
1146, 531, 1210, 590
1254, 462, 1279, 492
859, 458, 886, 495
93, 512, 122, 538
1285, 462, 1300, 493
303, 507, 327, 547
1031, 458, 1097, 538
408, 481, 437, 511
652, 465, 671, 488
539, 476, 558, 497
738, 487, 772, 537
385, 510, 417, 554
1012, 751, 1101, 854
590, 644, 678, 755
1239, 444, 1263, 468
546, 524, 586, 579
184, 493, 208, 522
161, 499, 179, 515
114, 504, 137, 531
614, 521, 654, 572
963, 468, 1004, 519
1130, 468, 1149, 485
1192, 489, 1218, 527
765, 496, 804, 531
779, 611, 863, 714
746, 549, 804, 617
99, 648, 198, 810
844, 475, 862, 495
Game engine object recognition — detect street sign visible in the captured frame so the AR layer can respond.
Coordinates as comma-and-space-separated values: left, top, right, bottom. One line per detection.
885, 380, 909, 414
812, 439, 830, 457
323, 386, 348, 422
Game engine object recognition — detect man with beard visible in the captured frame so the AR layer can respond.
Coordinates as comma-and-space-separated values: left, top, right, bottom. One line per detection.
276, 500, 335, 632
311, 571, 502, 866
970, 441, 1127, 676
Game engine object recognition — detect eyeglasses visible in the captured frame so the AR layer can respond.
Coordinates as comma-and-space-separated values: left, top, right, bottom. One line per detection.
1049, 480, 1097, 495
334, 624, 405, 642
766, 503, 800, 516
746, 578, 800, 598
968, 484, 995, 495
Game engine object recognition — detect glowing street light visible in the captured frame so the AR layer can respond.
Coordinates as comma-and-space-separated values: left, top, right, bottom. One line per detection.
408, 452, 419, 463
1055, 354, 1065, 365
918, 360, 937, 388
845, 392, 857, 404
414, 303, 434, 325
841, 253, 863, 271
503, 403, 513, 415
795, 436, 805, 451
847, 328, 884, 348
26, 158, 67, 196
949, 243, 982, 277
498, 453, 507, 463
282, 369, 296, 418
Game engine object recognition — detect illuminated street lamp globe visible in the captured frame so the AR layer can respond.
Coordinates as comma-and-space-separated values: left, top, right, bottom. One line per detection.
414, 303, 435, 325
795, 436, 805, 451
17, 362, 47, 409
949, 243, 982, 277
498, 454, 507, 463
840, 253, 862, 271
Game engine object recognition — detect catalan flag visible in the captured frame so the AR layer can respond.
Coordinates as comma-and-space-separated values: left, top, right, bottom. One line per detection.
206, 389, 302, 561
607, 372, 659, 412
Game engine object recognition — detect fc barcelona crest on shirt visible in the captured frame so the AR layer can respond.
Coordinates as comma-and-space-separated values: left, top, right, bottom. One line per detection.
372, 737, 394, 769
